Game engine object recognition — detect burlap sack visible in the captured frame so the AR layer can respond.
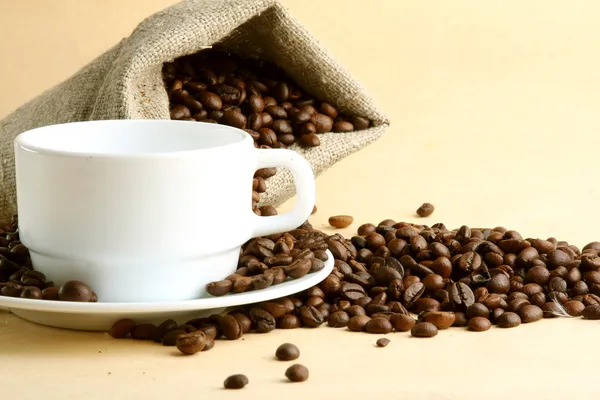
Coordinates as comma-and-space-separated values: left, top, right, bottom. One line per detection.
0, 0, 389, 222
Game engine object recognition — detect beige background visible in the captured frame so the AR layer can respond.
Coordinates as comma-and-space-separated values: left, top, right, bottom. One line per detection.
2, 1, 600, 399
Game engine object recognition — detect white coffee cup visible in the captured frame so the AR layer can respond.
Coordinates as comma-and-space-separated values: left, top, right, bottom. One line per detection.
14, 120, 315, 303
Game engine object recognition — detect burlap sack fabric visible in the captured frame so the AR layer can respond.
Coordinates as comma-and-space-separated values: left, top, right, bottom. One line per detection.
0, 0, 389, 222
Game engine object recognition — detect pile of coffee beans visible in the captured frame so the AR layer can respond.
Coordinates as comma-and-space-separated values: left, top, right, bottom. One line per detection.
0, 216, 97, 302
205, 221, 329, 296
162, 49, 373, 215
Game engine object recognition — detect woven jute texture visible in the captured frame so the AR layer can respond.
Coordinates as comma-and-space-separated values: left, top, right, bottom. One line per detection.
0, 0, 389, 221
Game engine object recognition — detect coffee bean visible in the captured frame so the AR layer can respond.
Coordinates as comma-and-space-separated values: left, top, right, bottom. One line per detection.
275, 343, 300, 361
249, 308, 276, 333
232, 276, 253, 293
452, 312, 468, 327
487, 274, 510, 294
416, 203, 434, 217
365, 317, 393, 334
467, 317, 491, 332
176, 331, 207, 355
224, 374, 249, 389
20, 286, 42, 299
402, 282, 425, 307
313, 113, 334, 133
329, 215, 354, 229
421, 311, 455, 329
41, 286, 59, 300
206, 280, 233, 296
170, 105, 191, 120
161, 329, 185, 346
278, 314, 301, 329
333, 121, 354, 132
582, 304, 600, 320
349, 116, 370, 130
153, 319, 178, 342
58, 281, 93, 302
376, 338, 390, 347
132, 323, 157, 340
300, 133, 320, 147
298, 306, 324, 327
285, 259, 312, 279
285, 364, 309, 382
348, 315, 371, 332
466, 303, 490, 319
496, 312, 521, 328
328, 311, 350, 328
449, 282, 475, 309
411, 322, 438, 338
564, 300, 585, 316
527, 266, 550, 285
519, 304, 543, 323
109, 319, 136, 339
220, 315, 243, 340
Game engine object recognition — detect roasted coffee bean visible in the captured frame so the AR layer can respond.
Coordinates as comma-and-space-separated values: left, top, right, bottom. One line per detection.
285, 364, 309, 382
376, 338, 390, 347
298, 306, 324, 327
206, 280, 233, 296
152, 319, 178, 342
224, 374, 249, 390
276, 343, 300, 361
20, 286, 42, 299
131, 323, 157, 340
487, 274, 510, 294
327, 311, 350, 328
449, 282, 475, 309
58, 281, 93, 302
249, 308, 276, 333
277, 314, 301, 329
109, 319, 137, 339
411, 322, 438, 338
420, 311, 455, 329
402, 282, 425, 307
416, 203, 434, 217
452, 312, 469, 327
519, 304, 543, 323
527, 266, 550, 285
467, 317, 491, 332
365, 317, 393, 334
582, 304, 600, 320
176, 331, 207, 355
232, 276, 253, 293
347, 315, 371, 332
220, 315, 243, 340
388, 314, 414, 331
564, 300, 585, 316
466, 302, 490, 319
41, 286, 59, 300
329, 215, 354, 229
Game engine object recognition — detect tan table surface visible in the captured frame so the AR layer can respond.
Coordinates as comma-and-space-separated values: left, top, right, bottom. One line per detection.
2, 1, 600, 399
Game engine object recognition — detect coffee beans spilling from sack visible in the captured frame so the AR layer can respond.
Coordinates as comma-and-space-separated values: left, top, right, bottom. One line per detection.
163, 49, 373, 215
0, 216, 97, 302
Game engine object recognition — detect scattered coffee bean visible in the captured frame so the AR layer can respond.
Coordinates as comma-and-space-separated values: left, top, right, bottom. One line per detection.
109, 319, 136, 339
329, 215, 354, 229
376, 338, 390, 347
224, 374, 249, 389
582, 304, 600, 320
285, 364, 309, 382
131, 323, 157, 340
416, 203, 435, 217
275, 343, 300, 361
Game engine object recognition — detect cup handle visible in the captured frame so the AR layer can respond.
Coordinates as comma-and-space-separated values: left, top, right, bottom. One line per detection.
251, 148, 315, 238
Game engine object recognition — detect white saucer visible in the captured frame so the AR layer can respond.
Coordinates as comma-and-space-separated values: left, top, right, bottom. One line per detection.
0, 250, 334, 332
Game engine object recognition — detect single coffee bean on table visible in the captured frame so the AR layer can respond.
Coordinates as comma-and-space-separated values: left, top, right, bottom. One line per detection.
109, 319, 137, 339
376, 338, 391, 347
416, 203, 435, 217
285, 364, 309, 382
329, 215, 354, 229
467, 317, 492, 332
275, 343, 300, 361
224, 374, 249, 390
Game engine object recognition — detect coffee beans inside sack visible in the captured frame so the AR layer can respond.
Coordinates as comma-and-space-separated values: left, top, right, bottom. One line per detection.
0, 0, 389, 222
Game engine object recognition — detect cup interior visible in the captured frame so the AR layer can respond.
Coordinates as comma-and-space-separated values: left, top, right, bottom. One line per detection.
15, 120, 250, 157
